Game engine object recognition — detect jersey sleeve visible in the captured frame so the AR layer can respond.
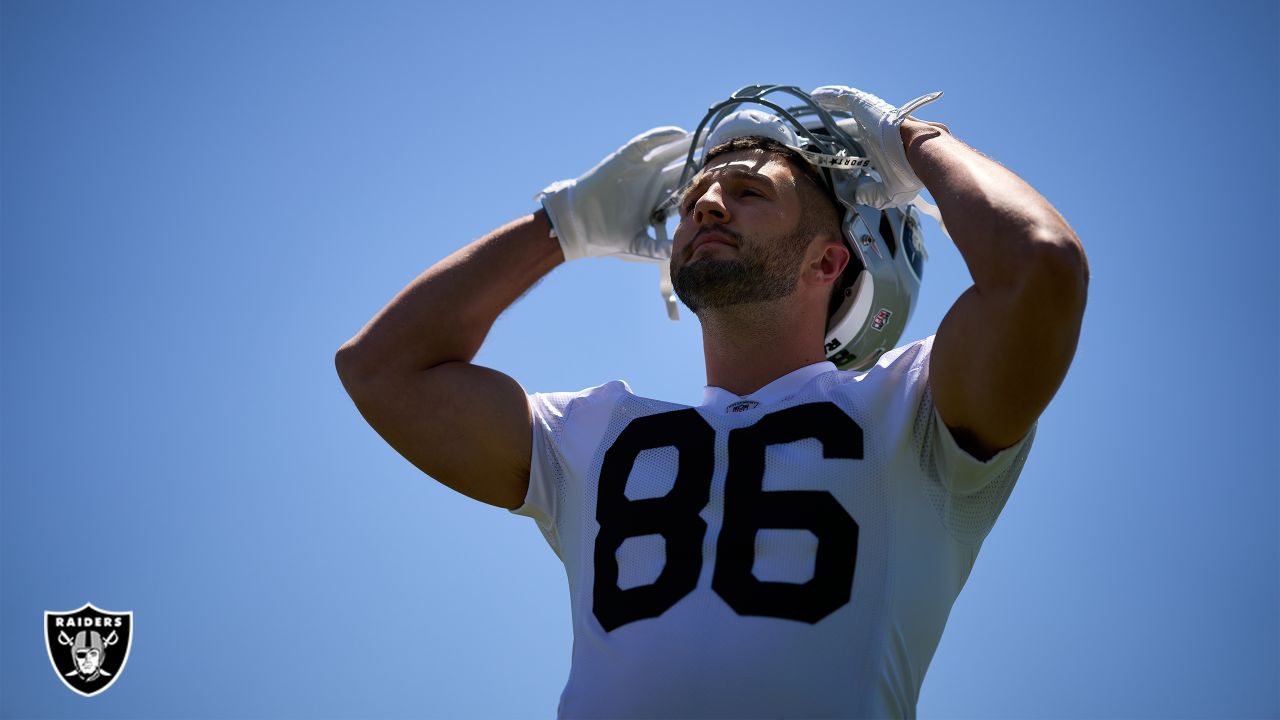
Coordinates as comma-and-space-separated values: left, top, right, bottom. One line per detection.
507, 380, 632, 560
507, 390, 574, 559
899, 336, 1037, 545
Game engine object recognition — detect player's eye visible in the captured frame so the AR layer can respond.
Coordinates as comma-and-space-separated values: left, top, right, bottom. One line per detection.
682, 187, 761, 214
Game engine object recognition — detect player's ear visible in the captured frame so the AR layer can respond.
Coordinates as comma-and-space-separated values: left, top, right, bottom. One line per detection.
807, 240, 850, 287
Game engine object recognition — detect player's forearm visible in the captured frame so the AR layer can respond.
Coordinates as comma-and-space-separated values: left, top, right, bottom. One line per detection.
336, 209, 563, 379
900, 119, 1088, 293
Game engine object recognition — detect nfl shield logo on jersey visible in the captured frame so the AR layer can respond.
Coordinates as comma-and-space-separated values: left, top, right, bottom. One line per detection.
45, 603, 133, 697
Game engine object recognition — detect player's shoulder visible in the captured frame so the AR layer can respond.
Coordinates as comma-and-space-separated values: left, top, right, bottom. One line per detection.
528, 378, 638, 420
825, 335, 935, 389
877, 335, 934, 375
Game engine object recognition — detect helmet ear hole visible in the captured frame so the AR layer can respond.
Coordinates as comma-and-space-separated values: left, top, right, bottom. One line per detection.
826, 246, 864, 326
824, 205, 925, 370
824, 268, 876, 369
879, 212, 897, 257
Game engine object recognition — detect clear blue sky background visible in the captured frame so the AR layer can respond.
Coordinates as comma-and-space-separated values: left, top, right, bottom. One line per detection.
2, 1, 1276, 718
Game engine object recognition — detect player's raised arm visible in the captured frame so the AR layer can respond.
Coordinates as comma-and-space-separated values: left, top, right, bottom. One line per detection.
335, 211, 560, 509
335, 127, 691, 509
813, 86, 1089, 460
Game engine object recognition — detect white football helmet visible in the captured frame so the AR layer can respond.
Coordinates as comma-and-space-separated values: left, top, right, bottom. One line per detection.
652, 84, 929, 371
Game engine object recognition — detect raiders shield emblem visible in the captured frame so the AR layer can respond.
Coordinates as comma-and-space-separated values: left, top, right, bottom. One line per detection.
44, 603, 133, 697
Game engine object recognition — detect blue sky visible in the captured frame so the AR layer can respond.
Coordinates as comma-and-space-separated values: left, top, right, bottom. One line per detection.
2, 1, 1276, 718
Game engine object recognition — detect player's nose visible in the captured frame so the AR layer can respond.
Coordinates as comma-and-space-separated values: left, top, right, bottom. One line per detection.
692, 183, 729, 225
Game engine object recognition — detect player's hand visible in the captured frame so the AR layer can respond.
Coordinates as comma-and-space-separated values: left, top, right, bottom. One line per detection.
811, 85, 943, 209
537, 127, 692, 263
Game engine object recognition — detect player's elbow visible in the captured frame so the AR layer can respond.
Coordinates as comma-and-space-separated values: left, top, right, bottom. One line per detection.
1022, 230, 1089, 316
334, 344, 352, 378
335, 341, 381, 400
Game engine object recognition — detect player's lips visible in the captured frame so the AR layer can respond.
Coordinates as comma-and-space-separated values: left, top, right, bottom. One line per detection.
691, 230, 738, 254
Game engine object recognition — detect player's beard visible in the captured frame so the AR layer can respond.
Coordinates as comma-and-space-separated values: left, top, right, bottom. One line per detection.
671, 220, 815, 314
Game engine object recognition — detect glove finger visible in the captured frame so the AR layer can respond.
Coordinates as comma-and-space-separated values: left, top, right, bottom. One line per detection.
811, 85, 857, 112
834, 116, 861, 132
627, 230, 672, 262
832, 116, 872, 144
621, 126, 690, 161
853, 176, 890, 209
642, 163, 688, 221
658, 160, 687, 187
655, 161, 693, 209
644, 133, 695, 166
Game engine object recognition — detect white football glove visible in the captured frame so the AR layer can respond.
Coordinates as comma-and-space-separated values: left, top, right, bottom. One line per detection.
536, 127, 692, 263
811, 85, 943, 209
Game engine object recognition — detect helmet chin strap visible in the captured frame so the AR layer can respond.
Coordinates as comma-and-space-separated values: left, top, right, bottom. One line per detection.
822, 265, 877, 368
909, 195, 947, 242
653, 219, 680, 320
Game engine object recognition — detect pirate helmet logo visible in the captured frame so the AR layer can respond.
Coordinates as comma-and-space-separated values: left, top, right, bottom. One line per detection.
44, 603, 133, 697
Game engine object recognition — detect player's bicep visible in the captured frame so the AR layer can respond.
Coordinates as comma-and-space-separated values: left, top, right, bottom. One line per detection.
339, 361, 532, 510
931, 245, 1087, 460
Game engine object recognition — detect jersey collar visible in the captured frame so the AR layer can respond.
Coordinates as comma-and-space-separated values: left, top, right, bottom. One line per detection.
699, 361, 837, 413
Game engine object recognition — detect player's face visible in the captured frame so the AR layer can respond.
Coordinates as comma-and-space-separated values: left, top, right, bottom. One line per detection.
76, 648, 101, 674
670, 151, 817, 313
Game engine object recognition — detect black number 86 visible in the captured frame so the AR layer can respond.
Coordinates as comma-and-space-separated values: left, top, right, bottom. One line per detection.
592, 402, 862, 632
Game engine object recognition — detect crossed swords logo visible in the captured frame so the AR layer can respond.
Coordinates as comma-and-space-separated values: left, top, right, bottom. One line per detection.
55, 628, 119, 681
44, 604, 132, 697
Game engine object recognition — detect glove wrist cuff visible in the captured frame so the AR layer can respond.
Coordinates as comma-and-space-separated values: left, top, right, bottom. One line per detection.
537, 182, 585, 262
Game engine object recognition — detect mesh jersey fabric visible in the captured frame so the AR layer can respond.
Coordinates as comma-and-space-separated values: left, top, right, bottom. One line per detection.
510, 335, 1034, 719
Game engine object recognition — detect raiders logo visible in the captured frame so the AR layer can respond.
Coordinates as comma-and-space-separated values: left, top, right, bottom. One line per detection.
44, 603, 133, 697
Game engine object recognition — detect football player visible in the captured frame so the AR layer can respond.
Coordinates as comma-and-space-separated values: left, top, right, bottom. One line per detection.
336, 84, 1088, 718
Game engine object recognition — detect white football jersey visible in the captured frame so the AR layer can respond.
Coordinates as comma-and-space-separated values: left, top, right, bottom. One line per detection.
510, 336, 1034, 719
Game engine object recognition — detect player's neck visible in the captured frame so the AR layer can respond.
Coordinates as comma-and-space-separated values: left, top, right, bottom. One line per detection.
698, 299, 829, 397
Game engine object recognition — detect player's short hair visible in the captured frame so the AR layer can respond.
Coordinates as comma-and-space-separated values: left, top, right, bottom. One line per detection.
692, 136, 849, 320
700, 135, 834, 206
